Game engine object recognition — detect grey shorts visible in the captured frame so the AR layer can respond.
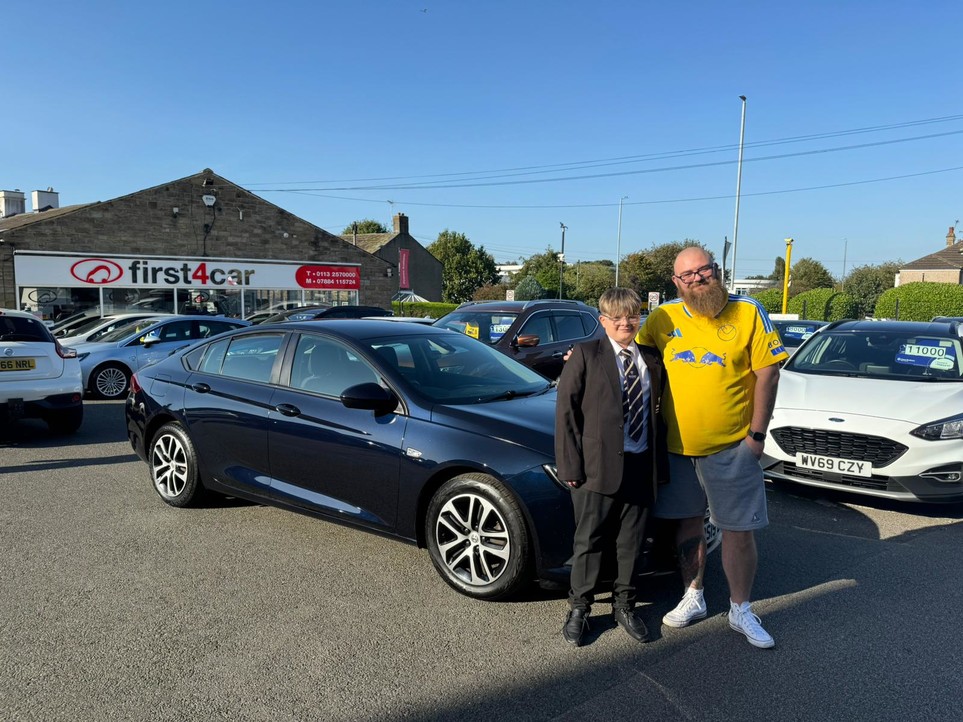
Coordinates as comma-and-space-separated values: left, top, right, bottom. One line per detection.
653, 441, 769, 531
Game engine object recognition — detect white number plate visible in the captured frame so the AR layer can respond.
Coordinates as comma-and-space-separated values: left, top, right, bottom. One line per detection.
797, 453, 873, 477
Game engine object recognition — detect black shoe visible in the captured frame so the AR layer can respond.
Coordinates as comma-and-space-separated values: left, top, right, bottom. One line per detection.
614, 607, 649, 643
562, 608, 590, 647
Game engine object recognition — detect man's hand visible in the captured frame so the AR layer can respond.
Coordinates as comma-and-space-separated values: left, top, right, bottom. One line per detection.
745, 436, 764, 460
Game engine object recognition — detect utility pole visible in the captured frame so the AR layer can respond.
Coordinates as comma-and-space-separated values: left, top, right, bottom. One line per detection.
558, 222, 567, 299
616, 195, 627, 286
781, 238, 794, 314
730, 95, 747, 292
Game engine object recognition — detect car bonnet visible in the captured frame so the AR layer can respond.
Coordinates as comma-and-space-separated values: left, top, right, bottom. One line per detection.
777, 371, 963, 424
429, 392, 557, 457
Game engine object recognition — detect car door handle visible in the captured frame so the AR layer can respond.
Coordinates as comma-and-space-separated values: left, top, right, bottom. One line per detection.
275, 403, 301, 417
190, 382, 210, 393
552, 351, 566, 358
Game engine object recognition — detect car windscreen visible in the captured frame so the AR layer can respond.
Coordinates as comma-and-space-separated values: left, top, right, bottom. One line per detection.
773, 321, 826, 348
434, 312, 519, 345
366, 332, 551, 403
97, 318, 165, 343
787, 329, 963, 381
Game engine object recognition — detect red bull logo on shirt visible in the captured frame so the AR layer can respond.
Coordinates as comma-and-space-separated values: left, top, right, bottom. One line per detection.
670, 347, 727, 368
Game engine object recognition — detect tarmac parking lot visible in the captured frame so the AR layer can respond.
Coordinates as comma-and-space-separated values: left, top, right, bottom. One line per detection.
3, 402, 963, 721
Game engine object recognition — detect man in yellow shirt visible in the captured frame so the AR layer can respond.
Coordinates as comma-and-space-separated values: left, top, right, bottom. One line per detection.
636, 246, 787, 648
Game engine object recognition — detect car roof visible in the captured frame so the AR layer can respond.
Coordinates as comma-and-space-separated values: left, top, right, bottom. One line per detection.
258, 318, 453, 340
1, 308, 45, 320
448, 299, 595, 312
823, 319, 960, 334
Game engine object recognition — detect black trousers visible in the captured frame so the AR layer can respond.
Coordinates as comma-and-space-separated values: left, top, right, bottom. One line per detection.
568, 449, 653, 612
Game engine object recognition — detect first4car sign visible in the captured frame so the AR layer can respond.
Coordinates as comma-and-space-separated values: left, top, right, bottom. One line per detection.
13, 253, 361, 291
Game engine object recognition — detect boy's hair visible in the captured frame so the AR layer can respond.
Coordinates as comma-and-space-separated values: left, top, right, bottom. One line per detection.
598, 287, 643, 318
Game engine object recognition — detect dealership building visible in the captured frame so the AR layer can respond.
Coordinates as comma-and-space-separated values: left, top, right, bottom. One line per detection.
0, 169, 442, 320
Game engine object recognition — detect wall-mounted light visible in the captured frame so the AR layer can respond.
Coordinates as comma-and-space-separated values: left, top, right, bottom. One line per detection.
202, 194, 216, 207
172, 207, 179, 217
387, 267, 393, 278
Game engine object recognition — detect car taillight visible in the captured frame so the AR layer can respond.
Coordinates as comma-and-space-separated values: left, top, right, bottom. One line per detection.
55, 341, 78, 359
129, 374, 142, 394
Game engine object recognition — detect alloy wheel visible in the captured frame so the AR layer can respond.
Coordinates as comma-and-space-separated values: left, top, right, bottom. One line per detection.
434, 492, 512, 586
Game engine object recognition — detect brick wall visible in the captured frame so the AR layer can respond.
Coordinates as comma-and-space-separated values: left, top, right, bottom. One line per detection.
0, 170, 395, 308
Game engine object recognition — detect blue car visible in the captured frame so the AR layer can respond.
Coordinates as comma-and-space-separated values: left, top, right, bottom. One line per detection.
75, 315, 250, 399
125, 321, 719, 599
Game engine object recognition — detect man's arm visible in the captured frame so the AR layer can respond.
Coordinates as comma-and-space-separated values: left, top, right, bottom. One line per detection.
554, 345, 587, 485
745, 363, 779, 458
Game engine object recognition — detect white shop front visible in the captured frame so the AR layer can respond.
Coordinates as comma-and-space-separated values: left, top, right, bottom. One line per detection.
12, 251, 362, 321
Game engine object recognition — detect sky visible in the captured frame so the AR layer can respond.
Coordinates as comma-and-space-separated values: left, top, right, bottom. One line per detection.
5, 1, 963, 279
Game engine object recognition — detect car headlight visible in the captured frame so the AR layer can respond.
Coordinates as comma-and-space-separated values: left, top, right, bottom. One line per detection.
910, 414, 963, 440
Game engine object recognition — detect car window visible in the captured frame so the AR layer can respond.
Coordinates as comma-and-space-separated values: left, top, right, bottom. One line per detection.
519, 313, 555, 344
101, 318, 161, 343
199, 320, 242, 338
580, 312, 600, 336
157, 321, 194, 342
217, 334, 284, 382
289, 335, 379, 397
435, 312, 518, 345
191, 338, 229, 373
0, 315, 52, 342
554, 312, 587, 343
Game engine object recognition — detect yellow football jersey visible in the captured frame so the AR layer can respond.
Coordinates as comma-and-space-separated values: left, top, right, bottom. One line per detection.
636, 296, 788, 455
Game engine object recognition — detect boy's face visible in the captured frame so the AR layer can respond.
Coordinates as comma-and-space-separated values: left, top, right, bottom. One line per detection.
599, 311, 641, 347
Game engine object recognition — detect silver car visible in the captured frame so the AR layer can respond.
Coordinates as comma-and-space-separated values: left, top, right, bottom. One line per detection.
74, 315, 250, 399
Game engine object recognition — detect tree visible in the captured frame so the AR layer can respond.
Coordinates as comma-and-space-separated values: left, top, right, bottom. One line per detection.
515, 247, 564, 297
341, 219, 388, 234
787, 258, 835, 296
842, 262, 900, 318
620, 240, 704, 301
564, 261, 615, 305
513, 275, 544, 301
427, 229, 499, 303
472, 283, 511, 301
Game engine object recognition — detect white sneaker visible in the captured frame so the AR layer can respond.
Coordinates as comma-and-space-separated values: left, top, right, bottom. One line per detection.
662, 588, 708, 628
728, 601, 775, 648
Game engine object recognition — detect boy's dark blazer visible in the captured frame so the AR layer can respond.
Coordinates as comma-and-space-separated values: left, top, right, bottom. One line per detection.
555, 338, 668, 497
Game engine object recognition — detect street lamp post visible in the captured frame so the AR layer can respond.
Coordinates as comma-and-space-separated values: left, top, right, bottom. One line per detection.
615, 195, 628, 286
558, 222, 567, 299
730, 95, 747, 292
781, 238, 794, 314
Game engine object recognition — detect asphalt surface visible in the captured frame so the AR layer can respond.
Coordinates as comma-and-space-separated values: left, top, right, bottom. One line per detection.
2, 402, 963, 721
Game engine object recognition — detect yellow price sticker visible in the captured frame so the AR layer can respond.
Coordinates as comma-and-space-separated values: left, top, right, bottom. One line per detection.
465, 322, 479, 339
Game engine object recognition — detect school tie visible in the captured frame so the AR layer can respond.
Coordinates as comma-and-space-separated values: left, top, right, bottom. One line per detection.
620, 348, 645, 442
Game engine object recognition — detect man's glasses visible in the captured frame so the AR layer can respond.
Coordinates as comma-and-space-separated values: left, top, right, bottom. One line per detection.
673, 263, 717, 284
601, 314, 641, 325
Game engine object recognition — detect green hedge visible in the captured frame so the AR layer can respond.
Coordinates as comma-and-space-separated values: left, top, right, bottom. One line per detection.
750, 288, 783, 313
391, 301, 457, 319
874, 282, 963, 320
786, 288, 859, 321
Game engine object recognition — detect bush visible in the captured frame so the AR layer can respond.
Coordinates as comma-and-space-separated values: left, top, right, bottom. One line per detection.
391, 301, 457, 319
750, 288, 784, 314
786, 288, 859, 321
874, 282, 963, 320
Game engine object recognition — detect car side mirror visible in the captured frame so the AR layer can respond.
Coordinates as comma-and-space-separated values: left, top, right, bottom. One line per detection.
141, 331, 162, 347
514, 334, 541, 348
341, 382, 397, 415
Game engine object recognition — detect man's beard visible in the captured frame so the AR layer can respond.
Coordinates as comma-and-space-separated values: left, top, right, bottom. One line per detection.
680, 276, 729, 318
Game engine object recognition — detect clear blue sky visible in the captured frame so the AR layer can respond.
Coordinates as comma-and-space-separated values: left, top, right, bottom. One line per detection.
6, 1, 963, 279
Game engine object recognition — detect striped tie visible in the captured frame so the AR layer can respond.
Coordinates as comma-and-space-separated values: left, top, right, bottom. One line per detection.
620, 348, 645, 442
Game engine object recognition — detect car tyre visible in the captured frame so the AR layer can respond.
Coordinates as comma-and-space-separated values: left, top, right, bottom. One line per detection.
426, 474, 531, 600
46, 406, 83, 435
90, 362, 131, 399
149, 423, 206, 507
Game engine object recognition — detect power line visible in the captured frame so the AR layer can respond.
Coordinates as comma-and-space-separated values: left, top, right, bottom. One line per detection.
241, 113, 963, 187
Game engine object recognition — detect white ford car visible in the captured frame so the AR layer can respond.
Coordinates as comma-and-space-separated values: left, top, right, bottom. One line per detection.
762, 319, 963, 503
1, 309, 84, 433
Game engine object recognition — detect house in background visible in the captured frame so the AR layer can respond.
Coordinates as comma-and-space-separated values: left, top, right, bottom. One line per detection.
342, 214, 442, 302
897, 226, 963, 285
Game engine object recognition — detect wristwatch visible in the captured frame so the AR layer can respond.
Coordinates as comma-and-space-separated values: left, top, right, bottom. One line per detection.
748, 430, 766, 442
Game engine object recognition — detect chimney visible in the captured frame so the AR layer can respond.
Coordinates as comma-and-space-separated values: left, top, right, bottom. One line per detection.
947, 225, 957, 247
0, 189, 26, 218
31, 187, 60, 212
393, 213, 409, 235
